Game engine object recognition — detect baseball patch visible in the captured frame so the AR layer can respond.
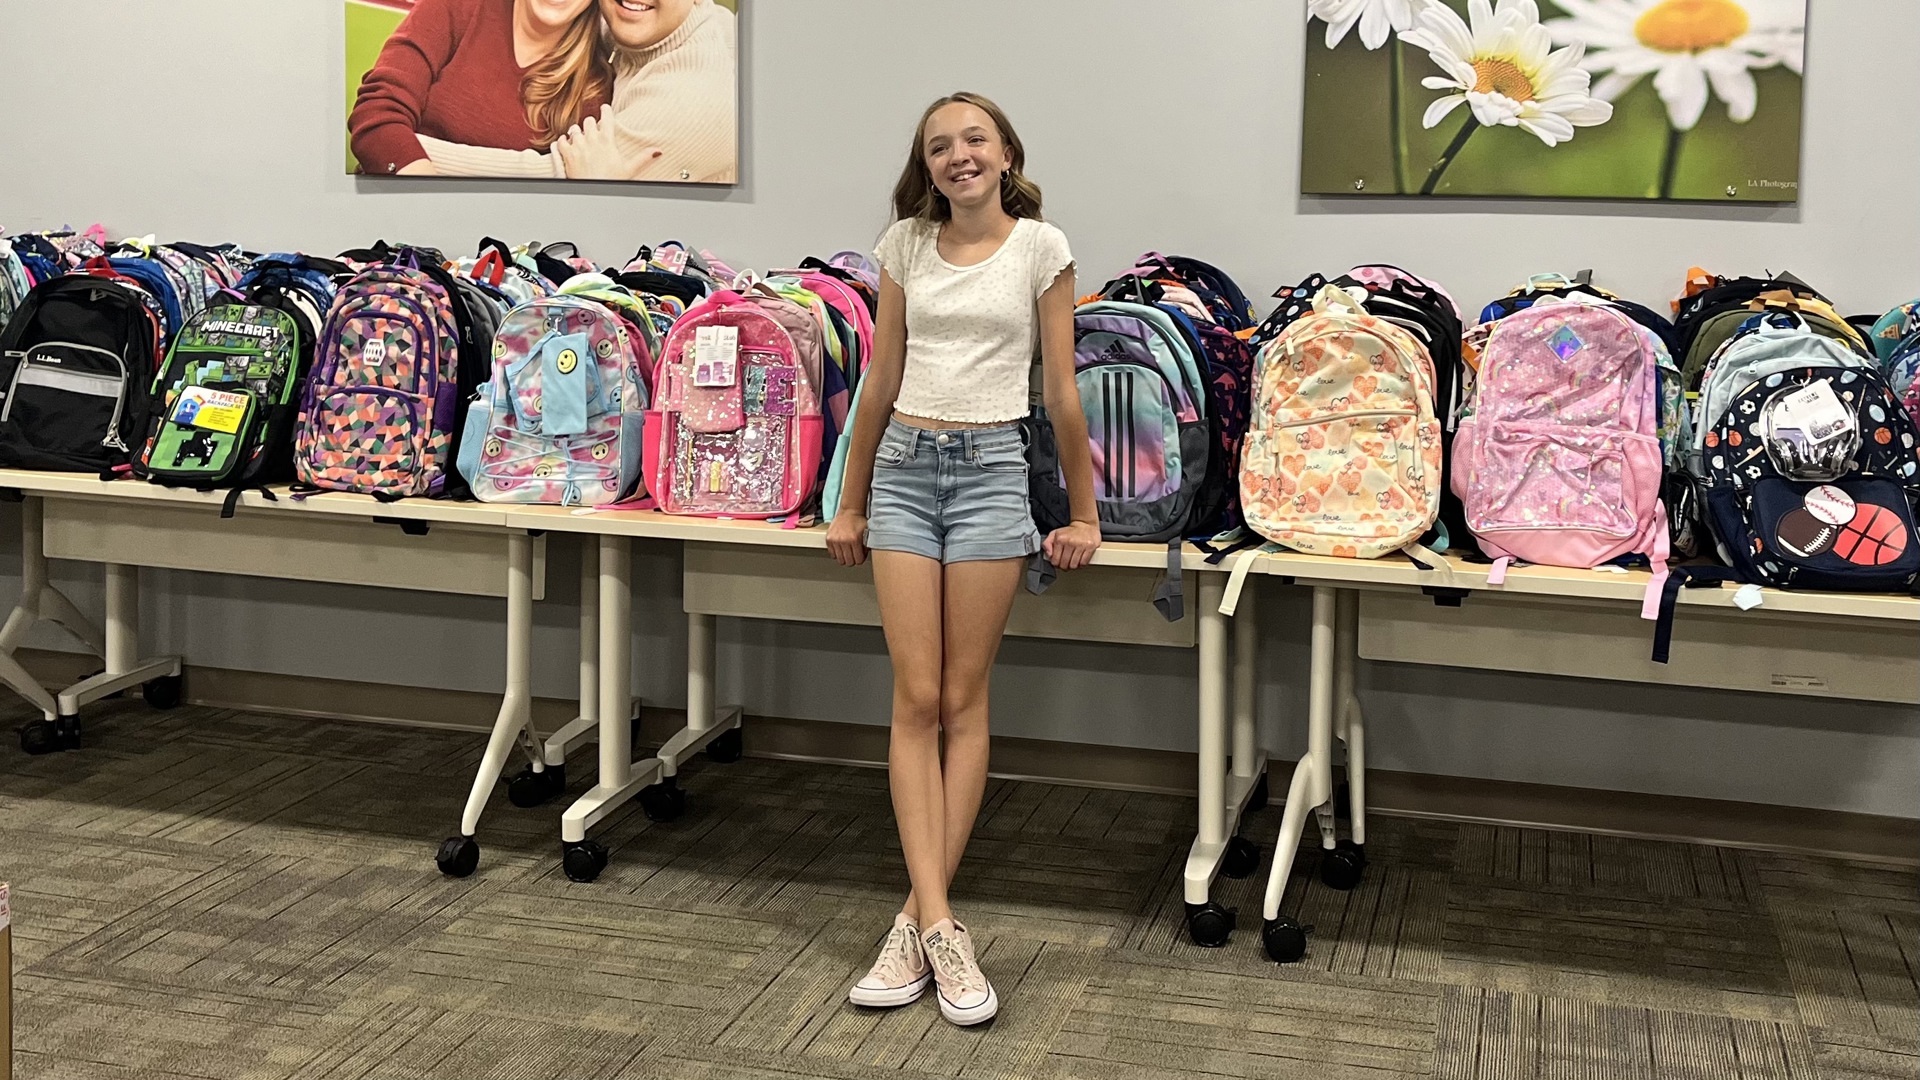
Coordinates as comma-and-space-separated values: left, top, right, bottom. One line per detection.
1804, 485, 1856, 526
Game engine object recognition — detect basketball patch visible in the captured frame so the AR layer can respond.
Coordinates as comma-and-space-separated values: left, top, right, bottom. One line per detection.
1832, 503, 1909, 566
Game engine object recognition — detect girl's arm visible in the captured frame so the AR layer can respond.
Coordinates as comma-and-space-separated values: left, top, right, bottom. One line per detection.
413, 134, 564, 178
1038, 268, 1102, 570
825, 268, 908, 567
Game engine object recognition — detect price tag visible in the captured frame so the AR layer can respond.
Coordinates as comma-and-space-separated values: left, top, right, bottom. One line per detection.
653, 244, 691, 276
170, 385, 248, 434
1773, 381, 1850, 443
693, 325, 738, 388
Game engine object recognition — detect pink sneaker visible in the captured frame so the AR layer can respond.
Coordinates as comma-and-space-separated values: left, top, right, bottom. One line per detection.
848, 912, 931, 1007
922, 918, 998, 1026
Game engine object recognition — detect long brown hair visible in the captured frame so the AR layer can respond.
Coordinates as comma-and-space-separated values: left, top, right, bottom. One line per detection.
891, 92, 1044, 223
522, 13, 613, 148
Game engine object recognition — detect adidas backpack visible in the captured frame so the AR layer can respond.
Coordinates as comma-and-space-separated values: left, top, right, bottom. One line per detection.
1453, 297, 1676, 583
643, 287, 825, 518
459, 279, 655, 505
0, 273, 163, 472
1240, 283, 1440, 560
296, 253, 462, 496
1026, 298, 1211, 544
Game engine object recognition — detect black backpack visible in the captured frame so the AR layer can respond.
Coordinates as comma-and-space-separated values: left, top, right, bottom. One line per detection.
0, 274, 163, 472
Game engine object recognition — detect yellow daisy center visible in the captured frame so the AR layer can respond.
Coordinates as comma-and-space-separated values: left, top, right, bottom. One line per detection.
1634, 0, 1751, 53
1471, 58, 1536, 102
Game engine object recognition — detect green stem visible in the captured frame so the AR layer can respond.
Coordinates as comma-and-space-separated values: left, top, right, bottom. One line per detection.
1420, 115, 1478, 196
1657, 125, 1685, 200
1390, 36, 1409, 194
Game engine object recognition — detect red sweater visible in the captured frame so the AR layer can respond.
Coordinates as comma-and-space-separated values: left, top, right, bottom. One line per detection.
349, 0, 607, 174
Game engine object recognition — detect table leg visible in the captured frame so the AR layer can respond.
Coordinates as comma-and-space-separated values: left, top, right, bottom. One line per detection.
1336, 589, 1367, 846
558, 535, 658, 881
1256, 585, 1337, 962
3, 497, 106, 733
537, 536, 605, 775
436, 531, 536, 878
48, 559, 181, 747
1179, 574, 1244, 946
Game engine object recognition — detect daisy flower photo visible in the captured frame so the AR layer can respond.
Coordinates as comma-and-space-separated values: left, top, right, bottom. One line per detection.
1297, 0, 1808, 201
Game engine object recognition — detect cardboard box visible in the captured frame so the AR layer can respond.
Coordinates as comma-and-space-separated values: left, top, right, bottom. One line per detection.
1, 882, 10, 1080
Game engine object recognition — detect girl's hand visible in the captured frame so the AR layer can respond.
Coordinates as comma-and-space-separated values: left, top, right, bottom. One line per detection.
396, 158, 440, 175
1044, 520, 1101, 571
826, 512, 869, 567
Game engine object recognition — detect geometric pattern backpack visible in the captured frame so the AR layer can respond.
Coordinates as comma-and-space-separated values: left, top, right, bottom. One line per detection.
458, 284, 654, 506
642, 288, 825, 518
296, 258, 461, 496
1453, 297, 1676, 597
1240, 283, 1441, 560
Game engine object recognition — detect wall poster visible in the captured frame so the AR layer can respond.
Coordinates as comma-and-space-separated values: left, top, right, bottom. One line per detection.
345, 0, 739, 184
1301, 0, 1806, 201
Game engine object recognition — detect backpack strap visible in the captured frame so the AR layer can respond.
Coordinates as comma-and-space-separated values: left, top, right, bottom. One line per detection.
1649, 565, 1740, 663
1152, 540, 1184, 622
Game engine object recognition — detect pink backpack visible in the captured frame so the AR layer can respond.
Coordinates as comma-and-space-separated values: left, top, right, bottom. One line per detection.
643, 288, 824, 518
1453, 298, 1669, 605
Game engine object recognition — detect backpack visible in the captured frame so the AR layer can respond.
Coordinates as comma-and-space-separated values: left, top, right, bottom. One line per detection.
642, 287, 825, 518
459, 284, 655, 506
1697, 365, 1920, 592
1126, 252, 1259, 332
1453, 297, 1673, 581
295, 255, 462, 496
1025, 298, 1211, 545
1675, 272, 1864, 390
135, 303, 310, 493
1240, 284, 1440, 560
1870, 299, 1918, 364
0, 274, 163, 472
0, 239, 35, 328
1087, 275, 1248, 534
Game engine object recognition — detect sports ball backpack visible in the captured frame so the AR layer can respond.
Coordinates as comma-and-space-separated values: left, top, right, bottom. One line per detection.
1240, 284, 1441, 560
0, 273, 163, 472
295, 255, 462, 496
1026, 298, 1212, 545
643, 287, 824, 518
1453, 297, 1677, 601
1697, 364, 1920, 592
458, 279, 655, 506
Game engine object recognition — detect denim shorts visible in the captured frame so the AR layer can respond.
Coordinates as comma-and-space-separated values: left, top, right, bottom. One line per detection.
866, 418, 1042, 564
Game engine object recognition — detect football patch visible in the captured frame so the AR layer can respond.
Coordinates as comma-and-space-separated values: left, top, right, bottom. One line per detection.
1776, 508, 1837, 558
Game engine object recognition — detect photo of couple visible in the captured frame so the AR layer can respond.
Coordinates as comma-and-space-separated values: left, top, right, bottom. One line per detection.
345, 0, 738, 184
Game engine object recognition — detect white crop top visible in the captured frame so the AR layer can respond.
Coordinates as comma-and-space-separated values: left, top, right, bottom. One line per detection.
873, 216, 1074, 425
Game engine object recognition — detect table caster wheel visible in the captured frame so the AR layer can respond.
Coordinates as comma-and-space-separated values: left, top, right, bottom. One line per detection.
1246, 772, 1270, 814
705, 726, 742, 763
562, 840, 608, 883
142, 673, 183, 710
1319, 839, 1366, 891
436, 835, 480, 878
1221, 835, 1259, 879
639, 777, 685, 822
507, 764, 565, 808
1183, 901, 1237, 948
1263, 916, 1308, 963
20, 718, 59, 755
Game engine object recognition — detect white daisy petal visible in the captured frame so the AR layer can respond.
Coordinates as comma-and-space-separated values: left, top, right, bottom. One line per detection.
1359, 2, 1394, 48
1422, 93, 1470, 129
1653, 53, 1711, 130
1703, 58, 1758, 121
1593, 70, 1643, 100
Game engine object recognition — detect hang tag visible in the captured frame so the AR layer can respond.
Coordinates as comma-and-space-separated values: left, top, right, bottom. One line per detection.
1773, 381, 1850, 443
652, 244, 690, 276
1732, 583, 1765, 611
170, 385, 247, 434
707, 458, 726, 493
693, 325, 738, 387
1764, 379, 1858, 479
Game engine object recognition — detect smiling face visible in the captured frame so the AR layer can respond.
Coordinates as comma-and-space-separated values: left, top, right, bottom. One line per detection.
599, 0, 698, 50
921, 102, 1012, 215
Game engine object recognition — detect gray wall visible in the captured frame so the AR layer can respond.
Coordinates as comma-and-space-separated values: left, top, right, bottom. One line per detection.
2, 0, 1916, 817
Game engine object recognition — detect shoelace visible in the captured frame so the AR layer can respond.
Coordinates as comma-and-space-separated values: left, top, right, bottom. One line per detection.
870, 925, 921, 983
925, 933, 986, 994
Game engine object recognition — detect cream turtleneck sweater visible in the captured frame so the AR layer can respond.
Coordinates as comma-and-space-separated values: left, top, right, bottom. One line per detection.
417, 0, 736, 183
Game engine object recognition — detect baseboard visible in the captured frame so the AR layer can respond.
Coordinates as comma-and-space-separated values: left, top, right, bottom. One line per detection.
12, 649, 1916, 865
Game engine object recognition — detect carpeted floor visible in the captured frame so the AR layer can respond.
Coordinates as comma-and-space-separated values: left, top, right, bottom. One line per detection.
0, 697, 1915, 1080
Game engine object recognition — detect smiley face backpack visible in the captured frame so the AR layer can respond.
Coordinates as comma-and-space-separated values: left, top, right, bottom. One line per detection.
457, 280, 655, 506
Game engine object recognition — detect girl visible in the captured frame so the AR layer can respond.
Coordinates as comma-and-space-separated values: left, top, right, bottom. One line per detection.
350, 0, 611, 176
825, 92, 1101, 1026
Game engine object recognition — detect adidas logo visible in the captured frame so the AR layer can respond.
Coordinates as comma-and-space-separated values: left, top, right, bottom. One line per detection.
1099, 340, 1129, 364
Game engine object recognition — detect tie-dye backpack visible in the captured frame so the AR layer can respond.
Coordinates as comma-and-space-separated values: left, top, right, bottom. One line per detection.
1240, 284, 1440, 560
458, 281, 656, 506
295, 257, 461, 496
1453, 297, 1672, 595
1027, 299, 1212, 545
642, 288, 824, 518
